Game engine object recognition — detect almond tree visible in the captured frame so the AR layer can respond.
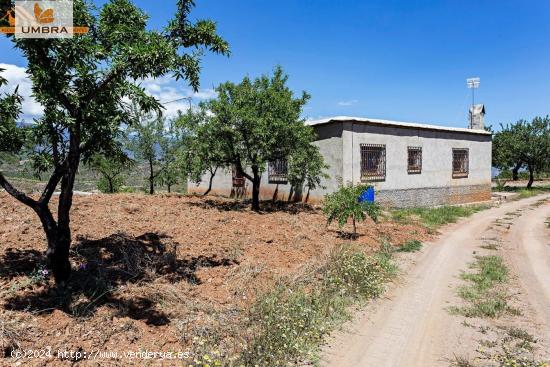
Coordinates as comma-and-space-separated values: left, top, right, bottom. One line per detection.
203, 67, 315, 210
176, 106, 227, 196
0, 0, 228, 284
493, 117, 550, 188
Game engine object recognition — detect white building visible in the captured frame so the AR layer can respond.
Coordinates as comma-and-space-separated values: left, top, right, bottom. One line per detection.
188, 108, 492, 207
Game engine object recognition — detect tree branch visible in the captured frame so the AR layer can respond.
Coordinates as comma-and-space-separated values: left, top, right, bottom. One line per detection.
38, 164, 66, 205
84, 66, 124, 102
34, 47, 76, 117
235, 159, 253, 182
0, 172, 38, 208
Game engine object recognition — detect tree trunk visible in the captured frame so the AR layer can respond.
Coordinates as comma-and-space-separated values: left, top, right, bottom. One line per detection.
512, 161, 522, 181
305, 187, 310, 203
352, 217, 357, 238
39, 160, 77, 285
149, 158, 155, 195
527, 165, 534, 188
167, 184, 171, 193
287, 186, 294, 202
251, 166, 261, 211
108, 177, 114, 193
203, 171, 215, 196
46, 226, 72, 284
272, 184, 279, 202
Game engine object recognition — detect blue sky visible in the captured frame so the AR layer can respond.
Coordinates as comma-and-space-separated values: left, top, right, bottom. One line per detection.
2, 0, 550, 128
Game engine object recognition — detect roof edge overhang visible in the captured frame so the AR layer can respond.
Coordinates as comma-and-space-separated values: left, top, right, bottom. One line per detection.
306, 116, 492, 136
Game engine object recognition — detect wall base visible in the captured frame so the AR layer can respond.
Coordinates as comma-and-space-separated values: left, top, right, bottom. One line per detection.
376, 184, 492, 208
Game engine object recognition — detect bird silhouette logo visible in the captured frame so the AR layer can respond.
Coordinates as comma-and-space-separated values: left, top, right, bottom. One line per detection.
33, 2, 54, 24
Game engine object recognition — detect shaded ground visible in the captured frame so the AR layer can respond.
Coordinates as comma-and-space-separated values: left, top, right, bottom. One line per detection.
0, 192, 430, 366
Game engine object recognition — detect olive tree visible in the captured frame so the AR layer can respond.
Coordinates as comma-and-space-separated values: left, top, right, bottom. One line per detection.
0, 0, 228, 283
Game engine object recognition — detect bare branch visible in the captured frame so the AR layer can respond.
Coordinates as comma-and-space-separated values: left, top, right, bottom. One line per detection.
0, 172, 38, 208
38, 164, 66, 205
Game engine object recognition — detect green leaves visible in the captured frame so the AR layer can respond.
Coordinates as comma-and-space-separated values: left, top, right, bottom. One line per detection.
323, 183, 380, 237
493, 117, 550, 187
188, 66, 322, 208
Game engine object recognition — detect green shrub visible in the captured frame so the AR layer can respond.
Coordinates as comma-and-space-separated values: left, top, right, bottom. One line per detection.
97, 175, 125, 193
397, 239, 423, 253
323, 183, 380, 238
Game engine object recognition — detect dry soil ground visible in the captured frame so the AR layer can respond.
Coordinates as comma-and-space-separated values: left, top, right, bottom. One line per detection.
0, 192, 429, 366
321, 194, 550, 366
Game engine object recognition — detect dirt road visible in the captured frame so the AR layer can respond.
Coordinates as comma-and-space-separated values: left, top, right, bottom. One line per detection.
506, 200, 550, 343
321, 195, 550, 367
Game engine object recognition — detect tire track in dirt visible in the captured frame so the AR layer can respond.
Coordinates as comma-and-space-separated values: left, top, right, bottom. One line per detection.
504, 199, 550, 343
321, 194, 550, 367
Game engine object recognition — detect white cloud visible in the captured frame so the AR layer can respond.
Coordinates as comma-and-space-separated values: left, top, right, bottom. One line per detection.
140, 76, 218, 119
337, 99, 358, 106
0, 64, 218, 122
0, 63, 43, 122
305, 115, 331, 122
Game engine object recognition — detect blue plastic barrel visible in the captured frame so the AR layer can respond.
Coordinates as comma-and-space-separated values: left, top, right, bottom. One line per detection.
358, 186, 375, 203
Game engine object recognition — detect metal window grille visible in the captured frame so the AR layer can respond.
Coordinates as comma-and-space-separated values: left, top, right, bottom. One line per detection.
452, 148, 469, 178
268, 158, 288, 184
407, 146, 422, 174
360, 144, 386, 181
232, 167, 245, 187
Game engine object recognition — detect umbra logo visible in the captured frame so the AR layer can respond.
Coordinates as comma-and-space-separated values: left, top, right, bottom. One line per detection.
33, 3, 54, 24
1, 1, 88, 38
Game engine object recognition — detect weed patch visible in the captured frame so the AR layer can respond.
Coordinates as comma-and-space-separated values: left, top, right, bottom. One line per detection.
238, 244, 396, 366
396, 239, 423, 253
451, 330, 548, 367
450, 256, 517, 318
391, 205, 489, 230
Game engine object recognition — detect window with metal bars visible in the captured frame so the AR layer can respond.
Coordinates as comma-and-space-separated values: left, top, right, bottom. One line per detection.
407, 146, 422, 174
360, 144, 386, 181
232, 166, 245, 187
268, 158, 288, 184
452, 148, 469, 178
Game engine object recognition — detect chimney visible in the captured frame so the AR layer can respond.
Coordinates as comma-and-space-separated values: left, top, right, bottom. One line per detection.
469, 104, 485, 130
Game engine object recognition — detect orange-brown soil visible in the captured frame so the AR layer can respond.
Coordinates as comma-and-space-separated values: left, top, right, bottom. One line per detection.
0, 193, 430, 366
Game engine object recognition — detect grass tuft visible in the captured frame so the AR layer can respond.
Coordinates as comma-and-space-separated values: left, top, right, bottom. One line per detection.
396, 239, 423, 253
391, 205, 489, 230
450, 255, 516, 318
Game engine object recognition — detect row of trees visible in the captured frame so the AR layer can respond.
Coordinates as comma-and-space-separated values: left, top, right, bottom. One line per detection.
88, 66, 329, 211
492, 116, 550, 188
178, 66, 328, 210
0, 1, 328, 283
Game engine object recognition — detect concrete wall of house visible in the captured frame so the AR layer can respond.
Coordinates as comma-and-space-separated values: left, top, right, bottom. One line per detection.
187, 123, 344, 203
340, 121, 492, 207
187, 120, 492, 207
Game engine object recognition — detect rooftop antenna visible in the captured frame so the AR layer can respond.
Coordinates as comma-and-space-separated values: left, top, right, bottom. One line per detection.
466, 77, 480, 128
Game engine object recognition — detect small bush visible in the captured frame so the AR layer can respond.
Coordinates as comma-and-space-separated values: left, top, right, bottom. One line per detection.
323, 183, 380, 238
97, 175, 125, 193
397, 239, 423, 253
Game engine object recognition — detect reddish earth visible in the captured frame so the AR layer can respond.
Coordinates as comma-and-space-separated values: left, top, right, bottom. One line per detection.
0, 192, 430, 366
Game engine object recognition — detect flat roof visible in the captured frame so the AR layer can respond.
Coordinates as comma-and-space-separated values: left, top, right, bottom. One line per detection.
306, 116, 491, 135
